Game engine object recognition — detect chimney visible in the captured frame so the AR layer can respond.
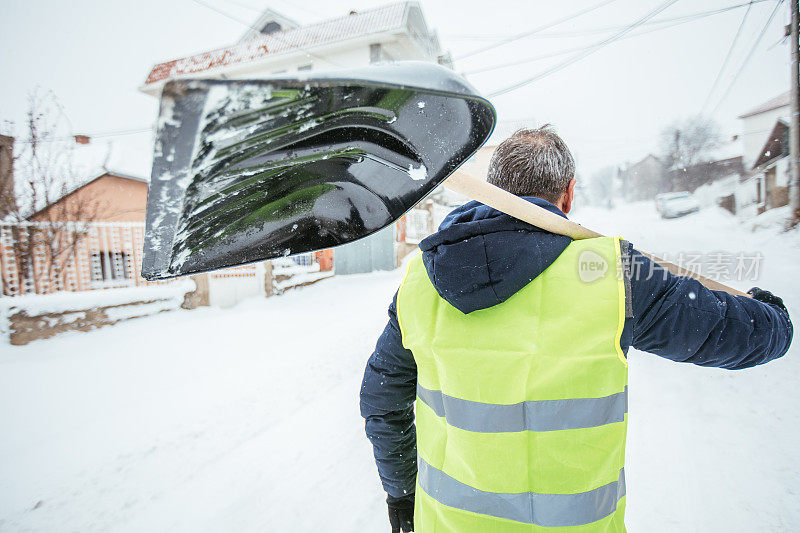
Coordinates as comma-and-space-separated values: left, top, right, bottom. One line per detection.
74, 134, 91, 145
0, 135, 16, 217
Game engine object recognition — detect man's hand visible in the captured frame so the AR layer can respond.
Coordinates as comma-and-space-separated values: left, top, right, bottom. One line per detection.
387, 493, 414, 532
748, 287, 787, 312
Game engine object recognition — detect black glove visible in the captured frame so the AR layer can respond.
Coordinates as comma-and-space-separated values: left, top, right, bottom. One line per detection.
747, 287, 787, 311
387, 493, 414, 533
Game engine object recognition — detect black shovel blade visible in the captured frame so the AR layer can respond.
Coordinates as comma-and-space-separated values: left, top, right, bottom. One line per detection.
141, 61, 496, 280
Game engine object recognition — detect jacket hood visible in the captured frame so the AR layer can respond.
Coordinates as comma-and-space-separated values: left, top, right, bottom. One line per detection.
418, 197, 572, 314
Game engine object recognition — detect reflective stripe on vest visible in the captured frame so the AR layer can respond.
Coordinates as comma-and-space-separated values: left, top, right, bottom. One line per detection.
397, 237, 629, 532
418, 458, 626, 528
417, 383, 628, 433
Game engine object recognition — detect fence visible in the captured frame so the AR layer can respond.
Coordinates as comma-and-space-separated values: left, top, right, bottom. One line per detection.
0, 221, 335, 298
0, 221, 153, 296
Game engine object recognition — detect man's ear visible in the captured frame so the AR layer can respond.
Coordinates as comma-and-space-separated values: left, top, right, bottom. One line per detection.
562, 178, 577, 214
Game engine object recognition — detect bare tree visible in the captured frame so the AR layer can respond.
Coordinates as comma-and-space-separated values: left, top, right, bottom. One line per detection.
1, 90, 105, 295
587, 166, 616, 208
660, 115, 721, 191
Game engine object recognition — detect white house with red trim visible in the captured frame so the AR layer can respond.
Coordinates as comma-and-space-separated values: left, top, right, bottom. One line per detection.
139, 2, 451, 97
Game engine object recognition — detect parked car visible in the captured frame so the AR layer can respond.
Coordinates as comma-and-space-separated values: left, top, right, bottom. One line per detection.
655, 191, 700, 219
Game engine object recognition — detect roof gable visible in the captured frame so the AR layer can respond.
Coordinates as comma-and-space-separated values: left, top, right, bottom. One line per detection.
29, 171, 148, 221
238, 8, 300, 44
753, 119, 789, 169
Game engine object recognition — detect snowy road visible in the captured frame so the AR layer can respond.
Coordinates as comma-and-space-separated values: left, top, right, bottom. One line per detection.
0, 203, 798, 532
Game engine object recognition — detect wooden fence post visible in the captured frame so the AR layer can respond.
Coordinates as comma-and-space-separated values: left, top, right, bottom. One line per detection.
264, 261, 274, 297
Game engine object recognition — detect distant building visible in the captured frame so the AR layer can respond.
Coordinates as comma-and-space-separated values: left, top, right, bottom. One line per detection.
619, 154, 666, 202
738, 91, 789, 169
139, 2, 452, 276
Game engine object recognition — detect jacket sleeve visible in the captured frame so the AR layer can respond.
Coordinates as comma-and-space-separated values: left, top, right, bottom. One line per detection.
628, 246, 792, 369
360, 292, 418, 498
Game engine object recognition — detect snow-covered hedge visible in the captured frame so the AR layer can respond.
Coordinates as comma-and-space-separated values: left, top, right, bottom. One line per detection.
0, 281, 195, 345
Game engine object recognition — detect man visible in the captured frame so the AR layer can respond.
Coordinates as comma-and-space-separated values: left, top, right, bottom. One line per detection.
360, 126, 793, 533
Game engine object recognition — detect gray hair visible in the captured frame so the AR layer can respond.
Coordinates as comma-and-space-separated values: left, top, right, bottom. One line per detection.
486, 125, 575, 203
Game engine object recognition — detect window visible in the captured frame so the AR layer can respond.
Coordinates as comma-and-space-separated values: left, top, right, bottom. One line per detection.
260, 21, 282, 35
298, 63, 313, 71
292, 253, 315, 267
756, 177, 763, 205
91, 251, 131, 283
370, 43, 382, 64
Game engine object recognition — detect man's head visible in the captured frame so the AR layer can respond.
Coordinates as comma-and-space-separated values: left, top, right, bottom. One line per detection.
486, 125, 577, 213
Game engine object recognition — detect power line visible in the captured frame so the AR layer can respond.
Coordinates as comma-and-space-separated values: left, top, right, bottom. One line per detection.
709, 0, 784, 115
446, 0, 771, 41
191, 0, 264, 32
190, 0, 344, 67
455, 0, 619, 61
487, 0, 681, 99
464, 1, 761, 77
16, 127, 153, 144
700, 1, 755, 114
219, 0, 262, 12
220, 0, 324, 20
464, 44, 597, 76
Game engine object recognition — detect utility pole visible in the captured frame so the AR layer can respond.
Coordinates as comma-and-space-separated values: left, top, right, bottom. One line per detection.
789, 0, 800, 225
0, 135, 15, 218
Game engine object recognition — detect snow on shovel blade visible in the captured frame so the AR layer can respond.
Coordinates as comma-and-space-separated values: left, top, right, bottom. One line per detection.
141, 61, 496, 280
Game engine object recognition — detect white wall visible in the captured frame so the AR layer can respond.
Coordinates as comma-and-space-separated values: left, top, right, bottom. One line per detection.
774, 157, 790, 187
229, 41, 374, 77
735, 176, 761, 219
208, 263, 265, 308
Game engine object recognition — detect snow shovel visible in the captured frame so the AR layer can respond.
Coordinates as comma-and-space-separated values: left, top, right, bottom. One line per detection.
141, 61, 748, 298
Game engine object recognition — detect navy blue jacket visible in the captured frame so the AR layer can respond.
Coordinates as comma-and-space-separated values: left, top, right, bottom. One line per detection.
360, 198, 793, 499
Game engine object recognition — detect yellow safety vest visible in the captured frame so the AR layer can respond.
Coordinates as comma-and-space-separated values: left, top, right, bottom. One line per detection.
396, 236, 628, 532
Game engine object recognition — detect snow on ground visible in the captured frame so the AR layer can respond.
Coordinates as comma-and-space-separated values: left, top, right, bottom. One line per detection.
0, 270, 398, 532
0, 203, 798, 532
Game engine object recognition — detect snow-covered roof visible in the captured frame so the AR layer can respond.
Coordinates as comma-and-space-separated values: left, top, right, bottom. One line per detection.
143, 2, 411, 86
738, 91, 790, 119
70, 135, 153, 182
709, 135, 744, 162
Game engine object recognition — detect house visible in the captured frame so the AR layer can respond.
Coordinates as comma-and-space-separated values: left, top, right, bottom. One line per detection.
4, 152, 153, 293
139, 2, 450, 96
23, 170, 150, 291
738, 91, 789, 169
715, 93, 792, 218
619, 154, 666, 202
139, 2, 452, 275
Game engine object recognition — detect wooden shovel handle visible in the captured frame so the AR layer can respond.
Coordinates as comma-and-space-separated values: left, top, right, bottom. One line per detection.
444, 173, 751, 298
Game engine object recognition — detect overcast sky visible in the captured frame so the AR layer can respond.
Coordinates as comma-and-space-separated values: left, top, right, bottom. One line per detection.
0, 0, 790, 178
